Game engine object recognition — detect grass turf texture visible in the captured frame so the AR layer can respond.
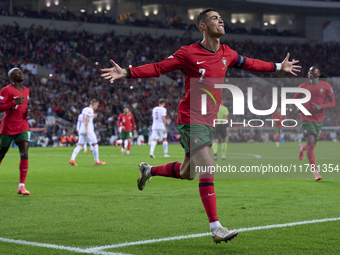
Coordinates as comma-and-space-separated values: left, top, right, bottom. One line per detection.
0, 142, 339, 255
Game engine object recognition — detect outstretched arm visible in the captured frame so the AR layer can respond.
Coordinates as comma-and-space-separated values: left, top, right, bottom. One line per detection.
101, 47, 187, 82
233, 52, 301, 76
279, 53, 301, 76
100, 60, 127, 82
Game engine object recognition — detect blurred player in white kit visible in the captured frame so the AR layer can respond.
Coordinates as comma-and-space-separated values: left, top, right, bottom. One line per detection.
76, 113, 94, 153
69, 99, 106, 166
150, 99, 169, 158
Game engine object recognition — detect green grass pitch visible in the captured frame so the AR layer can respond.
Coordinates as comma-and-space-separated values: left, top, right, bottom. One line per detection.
0, 142, 339, 255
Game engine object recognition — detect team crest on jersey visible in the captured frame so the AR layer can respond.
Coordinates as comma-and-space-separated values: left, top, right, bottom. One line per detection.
320, 88, 323, 95
221, 57, 227, 70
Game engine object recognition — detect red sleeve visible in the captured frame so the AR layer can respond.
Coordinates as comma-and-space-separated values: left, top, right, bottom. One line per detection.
326, 83, 335, 97
131, 115, 136, 130
117, 115, 122, 127
0, 87, 8, 104
321, 95, 335, 109
127, 47, 188, 78
0, 101, 16, 112
293, 85, 304, 99
228, 47, 274, 72
321, 83, 335, 109
293, 93, 301, 99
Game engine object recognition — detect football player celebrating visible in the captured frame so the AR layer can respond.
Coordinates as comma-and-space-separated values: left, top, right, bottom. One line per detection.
101, 8, 301, 243
294, 66, 335, 181
0, 68, 31, 195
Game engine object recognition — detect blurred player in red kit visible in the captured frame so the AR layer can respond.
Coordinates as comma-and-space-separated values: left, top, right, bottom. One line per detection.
294, 66, 335, 181
102, 8, 300, 243
0, 68, 31, 195
117, 107, 136, 155
272, 108, 285, 147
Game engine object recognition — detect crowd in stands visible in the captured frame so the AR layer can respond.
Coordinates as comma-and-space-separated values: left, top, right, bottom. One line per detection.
1, 6, 299, 37
0, 24, 339, 145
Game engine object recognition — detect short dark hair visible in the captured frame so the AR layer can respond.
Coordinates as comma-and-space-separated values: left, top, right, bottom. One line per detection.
90, 99, 98, 105
196, 8, 218, 31
159, 98, 165, 105
311, 65, 325, 77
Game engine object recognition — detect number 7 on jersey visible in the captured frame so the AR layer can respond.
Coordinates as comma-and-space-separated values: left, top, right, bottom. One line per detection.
199, 68, 206, 82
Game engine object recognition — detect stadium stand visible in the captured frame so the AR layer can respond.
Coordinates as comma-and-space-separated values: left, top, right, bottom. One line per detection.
0, 24, 339, 145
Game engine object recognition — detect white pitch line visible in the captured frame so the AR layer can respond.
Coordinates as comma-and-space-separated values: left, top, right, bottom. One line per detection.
0, 237, 131, 255
228, 153, 262, 158
87, 217, 340, 251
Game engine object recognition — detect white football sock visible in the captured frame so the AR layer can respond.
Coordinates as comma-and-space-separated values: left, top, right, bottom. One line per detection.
71, 145, 83, 160
150, 140, 157, 155
90, 144, 93, 151
124, 139, 128, 150
210, 221, 222, 231
92, 144, 99, 162
18, 183, 25, 188
83, 143, 87, 151
145, 165, 152, 178
163, 141, 168, 154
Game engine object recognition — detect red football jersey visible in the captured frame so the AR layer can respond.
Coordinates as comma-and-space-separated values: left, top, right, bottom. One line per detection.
294, 81, 334, 123
272, 113, 285, 128
127, 42, 275, 126
118, 113, 135, 132
0, 84, 30, 135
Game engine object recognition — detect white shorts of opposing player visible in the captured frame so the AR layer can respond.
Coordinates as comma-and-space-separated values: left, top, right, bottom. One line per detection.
78, 132, 98, 144
71, 132, 100, 162
152, 129, 167, 141
150, 129, 169, 157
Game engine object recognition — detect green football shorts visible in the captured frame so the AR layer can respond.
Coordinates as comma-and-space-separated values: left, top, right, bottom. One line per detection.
120, 131, 132, 140
177, 124, 215, 157
301, 121, 323, 139
274, 126, 282, 134
0, 130, 31, 147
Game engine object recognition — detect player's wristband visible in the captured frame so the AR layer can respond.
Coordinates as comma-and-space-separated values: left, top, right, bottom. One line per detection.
125, 68, 131, 78
275, 63, 282, 71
